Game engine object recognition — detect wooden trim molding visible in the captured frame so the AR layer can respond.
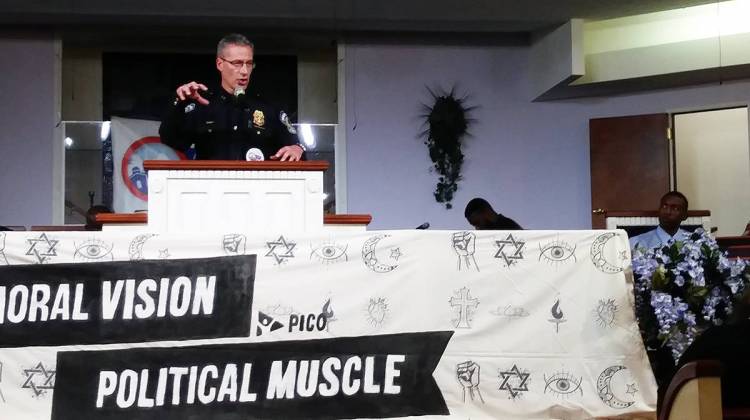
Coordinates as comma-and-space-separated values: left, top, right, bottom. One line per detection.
96, 213, 147, 224
143, 160, 330, 171
324, 214, 372, 225
30, 225, 87, 231
98, 213, 372, 226
606, 210, 710, 218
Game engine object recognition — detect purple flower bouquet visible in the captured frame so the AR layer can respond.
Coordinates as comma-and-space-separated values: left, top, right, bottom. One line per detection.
632, 228, 749, 362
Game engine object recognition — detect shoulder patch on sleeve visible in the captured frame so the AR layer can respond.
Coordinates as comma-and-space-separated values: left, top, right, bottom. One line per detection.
279, 111, 297, 134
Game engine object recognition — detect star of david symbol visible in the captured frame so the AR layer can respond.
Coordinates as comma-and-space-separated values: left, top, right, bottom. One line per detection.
498, 364, 529, 399
494, 234, 525, 267
26, 233, 58, 264
265, 235, 296, 265
22, 362, 56, 397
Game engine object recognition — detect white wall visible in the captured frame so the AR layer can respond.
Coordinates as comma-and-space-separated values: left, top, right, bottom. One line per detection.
0, 32, 59, 226
675, 107, 750, 235
342, 42, 750, 230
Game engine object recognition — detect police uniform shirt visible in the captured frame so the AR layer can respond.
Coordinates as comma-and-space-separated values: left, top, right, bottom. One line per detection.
159, 87, 302, 161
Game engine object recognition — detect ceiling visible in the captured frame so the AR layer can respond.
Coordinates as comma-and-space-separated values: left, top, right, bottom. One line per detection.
0, 0, 723, 36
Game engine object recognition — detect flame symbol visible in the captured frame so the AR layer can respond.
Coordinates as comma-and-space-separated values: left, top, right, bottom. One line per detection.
551, 299, 564, 320
322, 298, 334, 319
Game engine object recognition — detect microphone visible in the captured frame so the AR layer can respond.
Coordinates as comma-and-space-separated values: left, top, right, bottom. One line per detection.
245, 148, 264, 161
415, 222, 430, 230
233, 86, 246, 100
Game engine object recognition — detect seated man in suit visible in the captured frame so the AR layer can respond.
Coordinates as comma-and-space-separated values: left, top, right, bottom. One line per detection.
464, 198, 522, 230
630, 191, 690, 250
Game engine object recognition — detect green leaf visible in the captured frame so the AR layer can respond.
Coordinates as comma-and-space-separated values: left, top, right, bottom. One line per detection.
652, 266, 669, 290
690, 287, 708, 298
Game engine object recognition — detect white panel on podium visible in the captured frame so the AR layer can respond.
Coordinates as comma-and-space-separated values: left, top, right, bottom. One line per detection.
145, 162, 325, 234
605, 212, 711, 230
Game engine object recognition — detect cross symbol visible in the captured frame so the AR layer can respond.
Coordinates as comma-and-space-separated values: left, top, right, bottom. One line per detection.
450, 287, 479, 329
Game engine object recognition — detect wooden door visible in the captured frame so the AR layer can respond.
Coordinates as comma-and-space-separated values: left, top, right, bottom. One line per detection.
590, 114, 670, 228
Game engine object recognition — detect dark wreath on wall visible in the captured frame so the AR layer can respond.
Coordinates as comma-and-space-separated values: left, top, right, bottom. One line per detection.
420, 87, 476, 209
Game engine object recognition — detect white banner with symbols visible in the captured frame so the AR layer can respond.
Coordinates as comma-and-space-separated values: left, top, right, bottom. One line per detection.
0, 229, 656, 419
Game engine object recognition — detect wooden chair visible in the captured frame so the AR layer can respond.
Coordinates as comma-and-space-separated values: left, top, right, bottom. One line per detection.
726, 245, 750, 259
717, 236, 750, 248
659, 360, 722, 420
726, 408, 750, 420
716, 237, 750, 261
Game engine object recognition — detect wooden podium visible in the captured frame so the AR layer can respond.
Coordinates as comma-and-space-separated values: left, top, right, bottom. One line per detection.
98, 160, 371, 233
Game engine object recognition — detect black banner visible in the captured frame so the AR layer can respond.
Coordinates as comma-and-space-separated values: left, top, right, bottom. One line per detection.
0, 256, 256, 347
52, 332, 452, 420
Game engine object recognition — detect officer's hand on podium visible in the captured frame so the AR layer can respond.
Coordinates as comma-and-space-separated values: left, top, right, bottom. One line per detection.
271, 145, 304, 162
175, 82, 210, 105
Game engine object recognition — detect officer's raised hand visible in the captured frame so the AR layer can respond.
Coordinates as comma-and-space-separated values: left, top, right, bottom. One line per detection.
175, 81, 210, 105
271, 145, 304, 162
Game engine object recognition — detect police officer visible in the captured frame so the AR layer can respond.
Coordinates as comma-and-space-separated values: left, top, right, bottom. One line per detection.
159, 34, 305, 161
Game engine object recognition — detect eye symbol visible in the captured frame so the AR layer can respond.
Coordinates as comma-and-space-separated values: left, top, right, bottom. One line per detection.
539, 240, 576, 265
544, 372, 582, 397
74, 239, 114, 261
310, 243, 348, 264
86, 245, 101, 257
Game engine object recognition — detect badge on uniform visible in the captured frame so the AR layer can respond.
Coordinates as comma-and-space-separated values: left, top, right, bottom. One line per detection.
280, 111, 297, 134
184, 103, 195, 113
252, 110, 265, 128
245, 147, 265, 161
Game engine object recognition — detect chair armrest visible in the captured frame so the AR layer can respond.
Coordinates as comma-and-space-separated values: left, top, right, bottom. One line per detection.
659, 360, 723, 420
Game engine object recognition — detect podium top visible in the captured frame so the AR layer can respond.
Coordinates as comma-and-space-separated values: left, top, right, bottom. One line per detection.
604, 210, 710, 217
143, 160, 330, 172
95, 212, 373, 226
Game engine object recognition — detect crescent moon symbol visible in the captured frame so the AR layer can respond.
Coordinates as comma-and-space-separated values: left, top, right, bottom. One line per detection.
362, 234, 398, 273
590, 233, 623, 274
597, 365, 635, 409
128, 234, 157, 261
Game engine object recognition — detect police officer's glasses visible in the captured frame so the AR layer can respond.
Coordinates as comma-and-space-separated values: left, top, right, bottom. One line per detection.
220, 57, 256, 71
